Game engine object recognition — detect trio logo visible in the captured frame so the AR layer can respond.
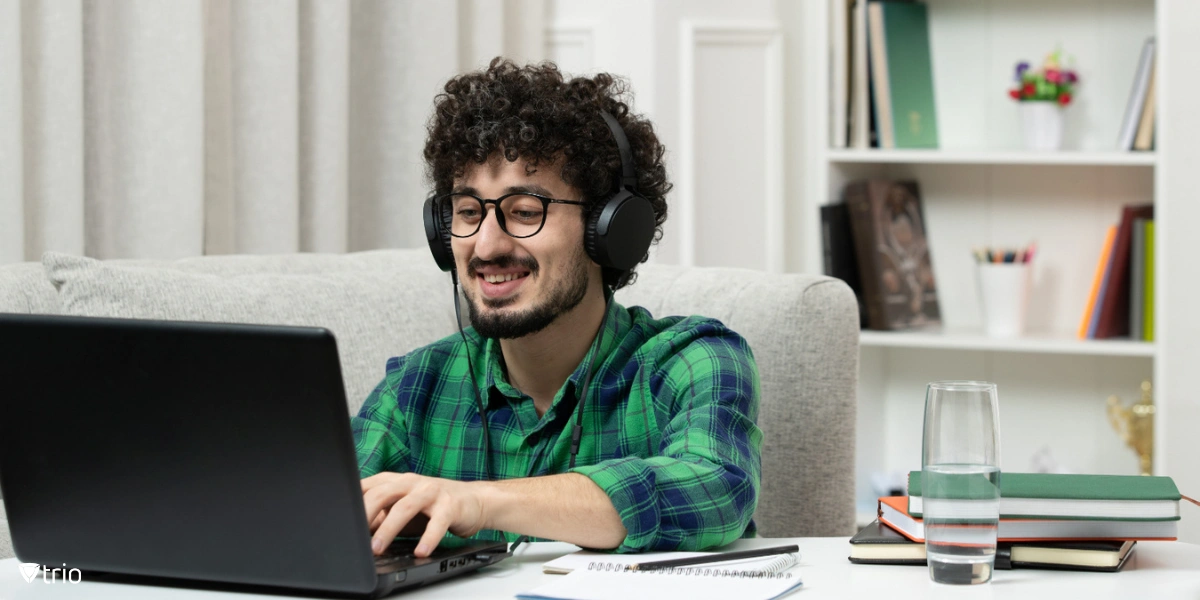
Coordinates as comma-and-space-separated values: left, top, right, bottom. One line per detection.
18, 562, 82, 584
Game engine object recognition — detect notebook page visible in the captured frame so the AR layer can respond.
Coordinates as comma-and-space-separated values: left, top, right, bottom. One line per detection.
518, 568, 803, 600
542, 550, 796, 574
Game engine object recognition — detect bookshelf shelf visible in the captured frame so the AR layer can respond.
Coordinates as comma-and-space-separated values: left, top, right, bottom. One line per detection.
858, 329, 1155, 357
825, 149, 1157, 167
804, 0, 1199, 543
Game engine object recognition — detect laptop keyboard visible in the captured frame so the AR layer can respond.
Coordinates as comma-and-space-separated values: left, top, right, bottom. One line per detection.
374, 540, 420, 568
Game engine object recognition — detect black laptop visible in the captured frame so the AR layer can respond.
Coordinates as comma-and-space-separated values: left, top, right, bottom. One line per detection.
0, 313, 509, 598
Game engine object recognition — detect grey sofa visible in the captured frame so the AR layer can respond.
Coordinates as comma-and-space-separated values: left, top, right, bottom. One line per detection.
0, 249, 858, 560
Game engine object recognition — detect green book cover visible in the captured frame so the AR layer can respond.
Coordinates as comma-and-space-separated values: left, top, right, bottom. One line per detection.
908, 471, 1180, 501
1145, 220, 1155, 341
880, 1, 939, 148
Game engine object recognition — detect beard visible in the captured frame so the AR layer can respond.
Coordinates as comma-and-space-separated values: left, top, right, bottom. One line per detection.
463, 247, 591, 339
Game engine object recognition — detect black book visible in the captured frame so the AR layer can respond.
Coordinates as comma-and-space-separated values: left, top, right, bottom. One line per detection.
849, 520, 1137, 572
820, 203, 868, 328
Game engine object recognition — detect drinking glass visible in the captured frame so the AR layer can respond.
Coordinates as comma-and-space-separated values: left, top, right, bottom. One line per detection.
921, 381, 1001, 585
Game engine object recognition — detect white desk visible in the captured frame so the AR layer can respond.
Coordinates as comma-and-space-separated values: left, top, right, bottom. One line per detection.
2, 537, 1199, 599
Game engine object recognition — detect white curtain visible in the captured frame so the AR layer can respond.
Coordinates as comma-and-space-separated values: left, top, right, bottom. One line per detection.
0, 0, 546, 264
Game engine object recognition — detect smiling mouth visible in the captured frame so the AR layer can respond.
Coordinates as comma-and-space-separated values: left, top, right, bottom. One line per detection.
481, 272, 530, 284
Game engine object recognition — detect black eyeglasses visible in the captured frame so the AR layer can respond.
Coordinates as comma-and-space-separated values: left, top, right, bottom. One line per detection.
438, 192, 586, 239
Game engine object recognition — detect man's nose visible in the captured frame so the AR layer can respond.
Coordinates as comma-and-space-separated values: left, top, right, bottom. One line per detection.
471, 206, 514, 261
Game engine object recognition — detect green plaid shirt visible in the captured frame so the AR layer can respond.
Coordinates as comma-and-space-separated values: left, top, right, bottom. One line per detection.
352, 300, 763, 553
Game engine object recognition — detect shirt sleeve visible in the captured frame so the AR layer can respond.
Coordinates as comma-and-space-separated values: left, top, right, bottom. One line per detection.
351, 355, 414, 477
569, 328, 763, 553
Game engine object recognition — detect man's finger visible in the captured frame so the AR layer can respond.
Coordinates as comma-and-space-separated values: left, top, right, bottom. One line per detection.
361, 472, 393, 492
371, 486, 437, 554
369, 510, 386, 532
362, 480, 412, 527
414, 512, 451, 558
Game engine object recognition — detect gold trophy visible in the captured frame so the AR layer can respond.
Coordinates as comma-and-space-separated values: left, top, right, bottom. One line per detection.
1107, 380, 1155, 476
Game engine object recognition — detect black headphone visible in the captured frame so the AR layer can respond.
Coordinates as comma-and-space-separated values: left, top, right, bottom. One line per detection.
422, 110, 656, 275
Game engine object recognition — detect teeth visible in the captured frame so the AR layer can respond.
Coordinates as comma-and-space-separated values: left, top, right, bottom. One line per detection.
483, 273, 526, 284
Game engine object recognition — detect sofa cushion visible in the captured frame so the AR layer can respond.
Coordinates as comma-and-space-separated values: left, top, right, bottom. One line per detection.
0, 261, 60, 315
43, 250, 457, 414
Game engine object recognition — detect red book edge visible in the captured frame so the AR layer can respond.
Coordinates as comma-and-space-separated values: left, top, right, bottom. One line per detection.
876, 496, 1177, 543
1094, 204, 1154, 338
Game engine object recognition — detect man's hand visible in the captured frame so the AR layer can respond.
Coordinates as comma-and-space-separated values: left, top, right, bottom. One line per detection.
362, 472, 626, 557
361, 472, 487, 558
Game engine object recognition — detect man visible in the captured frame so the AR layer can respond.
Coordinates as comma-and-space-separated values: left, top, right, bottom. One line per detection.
352, 58, 762, 558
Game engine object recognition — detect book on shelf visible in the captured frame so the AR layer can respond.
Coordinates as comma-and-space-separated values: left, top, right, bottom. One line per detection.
905, 471, 1181, 520
849, 0, 871, 148
877, 495, 1178, 543
1133, 57, 1157, 151
843, 178, 941, 330
1130, 218, 1148, 340
1094, 204, 1154, 339
1087, 225, 1118, 338
1117, 37, 1155, 151
1078, 225, 1116, 339
820, 203, 869, 328
867, 0, 938, 149
1144, 220, 1155, 341
830, 0, 852, 148
849, 519, 1137, 572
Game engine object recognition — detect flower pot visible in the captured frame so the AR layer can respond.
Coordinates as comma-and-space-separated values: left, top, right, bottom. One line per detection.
1019, 101, 1064, 151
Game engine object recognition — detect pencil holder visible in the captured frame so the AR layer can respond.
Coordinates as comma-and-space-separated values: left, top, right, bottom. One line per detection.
977, 263, 1031, 337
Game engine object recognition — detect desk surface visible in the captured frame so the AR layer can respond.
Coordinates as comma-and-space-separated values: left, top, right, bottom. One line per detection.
2, 537, 1199, 599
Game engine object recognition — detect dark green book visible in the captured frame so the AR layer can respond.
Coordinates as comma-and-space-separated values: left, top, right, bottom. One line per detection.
849, 520, 1137, 572
907, 471, 1181, 520
869, 1, 938, 148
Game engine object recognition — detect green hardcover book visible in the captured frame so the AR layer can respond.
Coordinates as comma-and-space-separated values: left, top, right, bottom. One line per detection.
1145, 220, 1155, 341
906, 471, 1181, 521
878, 1, 939, 148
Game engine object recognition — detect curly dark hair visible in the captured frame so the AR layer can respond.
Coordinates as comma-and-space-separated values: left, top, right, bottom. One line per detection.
423, 57, 671, 290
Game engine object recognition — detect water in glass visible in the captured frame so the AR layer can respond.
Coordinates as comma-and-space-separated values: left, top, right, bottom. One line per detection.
923, 464, 1001, 584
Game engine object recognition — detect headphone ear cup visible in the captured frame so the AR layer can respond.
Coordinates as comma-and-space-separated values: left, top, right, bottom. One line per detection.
585, 190, 655, 271
583, 198, 607, 267
423, 196, 457, 272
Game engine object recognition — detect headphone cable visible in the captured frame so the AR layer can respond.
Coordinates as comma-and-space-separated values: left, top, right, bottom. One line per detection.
569, 292, 611, 469
452, 271, 493, 483
515, 292, 610, 555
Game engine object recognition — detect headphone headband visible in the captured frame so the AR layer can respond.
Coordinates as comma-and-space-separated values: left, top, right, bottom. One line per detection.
600, 111, 638, 190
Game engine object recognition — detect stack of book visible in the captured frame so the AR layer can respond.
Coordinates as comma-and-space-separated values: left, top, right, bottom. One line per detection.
1078, 204, 1154, 341
831, 0, 939, 149
849, 471, 1182, 572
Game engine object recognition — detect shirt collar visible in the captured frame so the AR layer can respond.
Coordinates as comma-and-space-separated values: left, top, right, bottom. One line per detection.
476, 294, 630, 409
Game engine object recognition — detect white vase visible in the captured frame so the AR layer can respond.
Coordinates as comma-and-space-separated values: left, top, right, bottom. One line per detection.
1019, 101, 1064, 151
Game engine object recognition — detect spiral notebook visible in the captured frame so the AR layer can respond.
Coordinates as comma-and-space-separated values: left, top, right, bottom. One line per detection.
520, 552, 802, 600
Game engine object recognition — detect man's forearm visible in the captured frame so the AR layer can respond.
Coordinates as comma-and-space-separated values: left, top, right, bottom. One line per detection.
477, 472, 626, 549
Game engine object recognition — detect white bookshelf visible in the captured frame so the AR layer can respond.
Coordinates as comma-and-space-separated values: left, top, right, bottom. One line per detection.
858, 329, 1155, 357
826, 149, 1157, 167
806, 0, 1175, 531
